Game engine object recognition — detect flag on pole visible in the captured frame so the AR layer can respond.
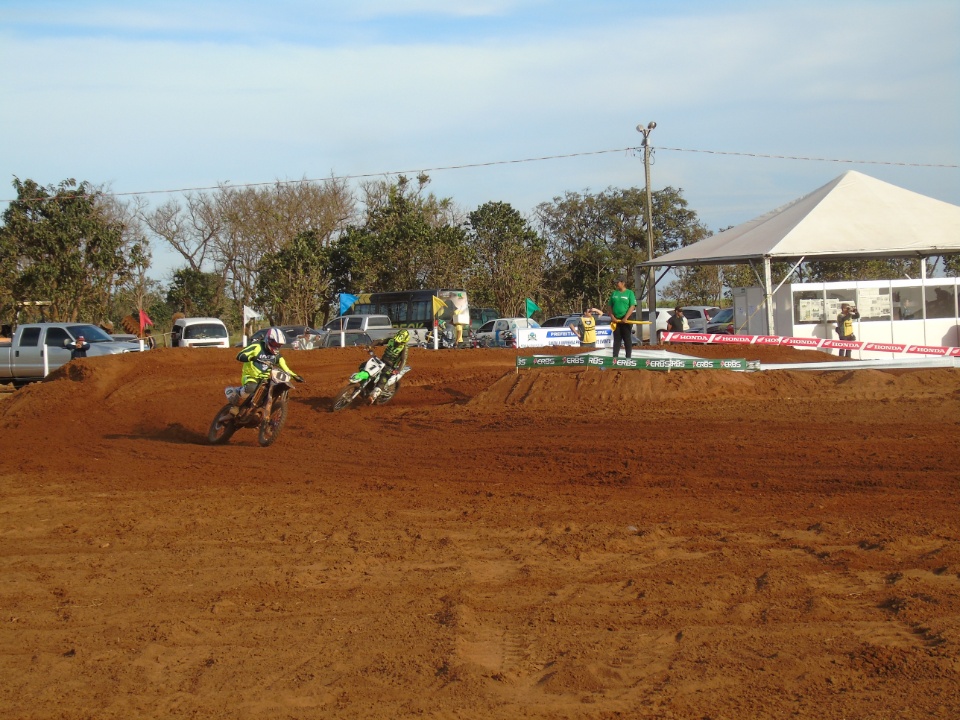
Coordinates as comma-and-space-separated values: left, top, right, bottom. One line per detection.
138, 308, 154, 334
432, 295, 448, 316
339, 293, 359, 316
242, 305, 261, 325
525, 298, 540, 318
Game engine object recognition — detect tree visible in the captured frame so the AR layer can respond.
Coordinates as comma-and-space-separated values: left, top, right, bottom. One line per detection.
329, 175, 469, 294
536, 186, 708, 313
219, 177, 354, 314
145, 177, 355, 321
0, 177, 138, 323
165, 268, 223, 317
465, 201, 545, 316
254, 231, 333, 326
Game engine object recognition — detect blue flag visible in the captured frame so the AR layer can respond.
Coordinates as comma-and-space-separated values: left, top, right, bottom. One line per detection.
339, 293, 358, 316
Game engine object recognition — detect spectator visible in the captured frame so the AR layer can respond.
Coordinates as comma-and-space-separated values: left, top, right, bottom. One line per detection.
666, 307, 685, 335
568, 308, 599, 349
604, 277, 636, 359
836, 303, 860, 358
70, 335, 90, 359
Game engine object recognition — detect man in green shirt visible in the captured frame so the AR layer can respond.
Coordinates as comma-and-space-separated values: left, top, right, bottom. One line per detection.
605, 277, 637, 359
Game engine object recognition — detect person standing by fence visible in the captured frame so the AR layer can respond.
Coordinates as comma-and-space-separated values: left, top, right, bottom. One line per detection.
605, 277, 636, 359
836, 303, 860, 358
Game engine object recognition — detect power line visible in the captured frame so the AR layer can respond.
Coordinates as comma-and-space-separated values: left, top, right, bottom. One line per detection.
4, 145, 956, 204
654, 146, 958, 168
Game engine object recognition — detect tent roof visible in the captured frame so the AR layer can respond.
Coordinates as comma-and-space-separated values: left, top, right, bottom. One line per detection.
641, 170, 960, 267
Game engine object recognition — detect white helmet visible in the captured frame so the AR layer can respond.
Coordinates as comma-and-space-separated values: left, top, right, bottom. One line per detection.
265, 327, 286, 353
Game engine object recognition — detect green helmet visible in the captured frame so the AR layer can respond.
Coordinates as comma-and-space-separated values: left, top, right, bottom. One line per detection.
392, 329, 410, 346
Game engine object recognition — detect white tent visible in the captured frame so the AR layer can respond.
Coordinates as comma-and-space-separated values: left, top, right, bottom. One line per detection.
639, 170, 960, 330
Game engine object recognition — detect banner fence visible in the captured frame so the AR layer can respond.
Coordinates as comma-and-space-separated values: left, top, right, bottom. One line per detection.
517, 355, 753, 371
660, 332, 960, 357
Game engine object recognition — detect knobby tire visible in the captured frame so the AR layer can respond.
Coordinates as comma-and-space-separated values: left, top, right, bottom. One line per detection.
258, 393, 289, 447
208, 404, 238, 445
331, 384, 360, 412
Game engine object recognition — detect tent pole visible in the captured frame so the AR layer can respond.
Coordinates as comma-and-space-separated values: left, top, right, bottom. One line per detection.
764, 257, 775, 335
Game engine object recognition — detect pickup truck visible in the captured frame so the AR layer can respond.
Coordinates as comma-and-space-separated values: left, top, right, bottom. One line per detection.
319, 314, 396, 344
0, 322, 144, 383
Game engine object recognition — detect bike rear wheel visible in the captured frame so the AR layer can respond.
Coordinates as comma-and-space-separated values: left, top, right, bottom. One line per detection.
258, 394, 288, 447
208, 404, 238, 445
331, 384, 360, 412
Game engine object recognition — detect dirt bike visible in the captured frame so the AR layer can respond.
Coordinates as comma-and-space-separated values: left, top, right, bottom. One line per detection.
330, 349, 411, 411
422, 321, 457, 349
208, 365, 302, 447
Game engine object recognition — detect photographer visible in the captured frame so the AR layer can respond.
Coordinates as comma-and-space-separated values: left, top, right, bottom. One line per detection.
836, 303, 860, 358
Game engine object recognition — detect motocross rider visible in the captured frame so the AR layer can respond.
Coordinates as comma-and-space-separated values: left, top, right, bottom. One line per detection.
230, 327, 303, 413
369, 329, 410, 404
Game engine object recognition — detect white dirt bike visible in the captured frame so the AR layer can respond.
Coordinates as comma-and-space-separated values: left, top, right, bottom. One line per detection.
208, 365, 302, 447
330, 350, 411, 411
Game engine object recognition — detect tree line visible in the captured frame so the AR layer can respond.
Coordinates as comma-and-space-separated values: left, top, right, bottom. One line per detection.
2, 174, 951, 334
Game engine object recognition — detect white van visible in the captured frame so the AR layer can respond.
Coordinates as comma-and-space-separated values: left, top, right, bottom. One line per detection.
172, 317, 230, 348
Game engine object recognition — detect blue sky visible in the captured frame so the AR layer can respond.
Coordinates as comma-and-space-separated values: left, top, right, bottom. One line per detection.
1, 0, 958, 280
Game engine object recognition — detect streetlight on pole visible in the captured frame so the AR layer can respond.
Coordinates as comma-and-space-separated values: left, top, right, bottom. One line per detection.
636, 121, 657, 344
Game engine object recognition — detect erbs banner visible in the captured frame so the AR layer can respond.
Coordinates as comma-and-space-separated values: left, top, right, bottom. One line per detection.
516, 355, 749, 371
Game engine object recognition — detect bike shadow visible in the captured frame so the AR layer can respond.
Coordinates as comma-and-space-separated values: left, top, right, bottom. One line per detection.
106, 423, 208, 445
303, 396, 339, 413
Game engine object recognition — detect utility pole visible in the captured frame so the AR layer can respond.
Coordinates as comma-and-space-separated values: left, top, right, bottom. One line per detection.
636, 121, 657, 343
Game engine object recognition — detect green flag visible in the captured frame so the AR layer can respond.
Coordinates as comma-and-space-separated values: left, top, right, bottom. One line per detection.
525, 298, 540, 318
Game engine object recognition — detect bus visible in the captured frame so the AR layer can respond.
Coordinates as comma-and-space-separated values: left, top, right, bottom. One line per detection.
343, 289, 470, 341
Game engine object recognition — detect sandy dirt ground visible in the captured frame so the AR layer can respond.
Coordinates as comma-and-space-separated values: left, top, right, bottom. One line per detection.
1, 341, 958, 719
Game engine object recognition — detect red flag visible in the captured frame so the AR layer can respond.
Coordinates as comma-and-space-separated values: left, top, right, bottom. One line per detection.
139, 309, 154, 333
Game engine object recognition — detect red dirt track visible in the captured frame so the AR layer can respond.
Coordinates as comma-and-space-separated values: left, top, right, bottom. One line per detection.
1, 344, 959, 719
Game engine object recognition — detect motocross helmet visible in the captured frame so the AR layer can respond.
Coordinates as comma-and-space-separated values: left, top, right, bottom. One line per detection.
265, 327, 286, 353
392, 329, 410, 347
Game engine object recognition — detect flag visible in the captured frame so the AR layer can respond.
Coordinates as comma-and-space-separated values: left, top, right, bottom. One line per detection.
432, 295, 448, 316
138, 308, 154, 334
339, 293, 359, 316
242, 305, 262, 325
525, 298, 540, 318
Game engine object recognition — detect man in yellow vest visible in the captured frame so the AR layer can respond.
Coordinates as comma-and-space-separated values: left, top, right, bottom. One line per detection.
568, 308, 599, 349
836, 303, 860, 358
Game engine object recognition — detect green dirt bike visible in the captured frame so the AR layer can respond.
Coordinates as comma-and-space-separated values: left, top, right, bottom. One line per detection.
330, 349, 411, 411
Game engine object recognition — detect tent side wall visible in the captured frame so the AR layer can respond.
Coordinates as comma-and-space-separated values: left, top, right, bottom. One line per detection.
737, 278, 960, 358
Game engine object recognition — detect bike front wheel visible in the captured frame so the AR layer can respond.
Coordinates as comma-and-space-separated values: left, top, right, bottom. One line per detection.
258, 394, 289, 447
331, 384, 360, 412
208, 404, 238, 445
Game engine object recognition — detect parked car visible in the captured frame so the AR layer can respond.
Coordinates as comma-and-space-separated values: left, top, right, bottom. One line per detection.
469, 307, 500, 332
637, 308, 674, 343
315, 331, 373, 348
246, 325, 320, 349
542, 313, 612, 329
540, 315, 574, 328
475, 317, 541, 347
705, 307, 736, 334
172, 317, 230, 348
319, 314, 395, 343
679, 306, 721, 333
1, 323, 144, 384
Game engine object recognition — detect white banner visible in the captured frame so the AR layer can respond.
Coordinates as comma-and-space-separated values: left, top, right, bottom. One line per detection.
514, 327, 613, 349
242, 305, 262, 325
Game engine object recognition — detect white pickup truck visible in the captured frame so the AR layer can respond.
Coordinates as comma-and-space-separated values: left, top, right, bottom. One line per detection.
0, 322, 143, 384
